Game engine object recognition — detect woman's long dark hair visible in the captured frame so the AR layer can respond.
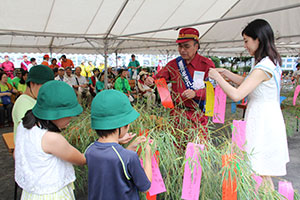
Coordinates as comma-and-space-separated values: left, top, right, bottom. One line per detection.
98, 72, 105, 81
19, 69, 28, 84
22, 110, 61, 132
242, 19, 281, 66
0, 72, 7, 81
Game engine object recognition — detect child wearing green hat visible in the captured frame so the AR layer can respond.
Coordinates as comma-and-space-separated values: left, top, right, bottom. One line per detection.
14, 80, 86, 199
85, 89, 152, 200
12, 65, 54, 141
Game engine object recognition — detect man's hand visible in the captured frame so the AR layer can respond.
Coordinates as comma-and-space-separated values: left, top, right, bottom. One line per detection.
145, 76, 154, 86
126, 136, 147, 151
182, 89, 196, 99
119, 132, 136, 144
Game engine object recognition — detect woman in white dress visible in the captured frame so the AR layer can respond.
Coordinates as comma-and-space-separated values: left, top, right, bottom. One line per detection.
208, 19, 289, 189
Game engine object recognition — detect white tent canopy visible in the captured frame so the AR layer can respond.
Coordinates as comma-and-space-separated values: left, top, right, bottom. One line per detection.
0, 0, 300, 56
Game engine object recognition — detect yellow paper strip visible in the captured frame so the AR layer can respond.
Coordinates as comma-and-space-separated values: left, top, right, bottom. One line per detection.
205, 81, 214, 117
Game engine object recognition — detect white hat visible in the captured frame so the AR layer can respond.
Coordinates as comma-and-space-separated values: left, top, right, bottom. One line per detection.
139, 71, 148, 76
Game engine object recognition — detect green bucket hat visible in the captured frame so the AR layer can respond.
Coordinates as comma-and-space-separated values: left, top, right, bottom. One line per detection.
32, 80, 83, 120
91, 90, 140, 130
26, 65, 54, 84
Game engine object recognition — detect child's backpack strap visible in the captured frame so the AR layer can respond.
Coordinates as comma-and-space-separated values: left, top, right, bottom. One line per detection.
111, 146, 131, 181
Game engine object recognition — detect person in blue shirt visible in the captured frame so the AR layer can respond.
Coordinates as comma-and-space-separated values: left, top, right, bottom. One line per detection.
85, 90, 152, 200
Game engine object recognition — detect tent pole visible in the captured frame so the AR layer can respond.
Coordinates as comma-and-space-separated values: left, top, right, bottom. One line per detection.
85, 39, 102, 54
115, 50, 118, 68
49, 36, 54, 58
104, 0, 129, 39
166, 50, 170, 62
50, 48, 52, 58
104, 40, 108, 90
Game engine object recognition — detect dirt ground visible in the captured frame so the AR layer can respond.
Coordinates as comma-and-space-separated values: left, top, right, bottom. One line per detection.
1, 104, 299, 199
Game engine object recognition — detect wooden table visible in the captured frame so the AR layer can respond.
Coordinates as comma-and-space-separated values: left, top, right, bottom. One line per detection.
2, 132, 15, 154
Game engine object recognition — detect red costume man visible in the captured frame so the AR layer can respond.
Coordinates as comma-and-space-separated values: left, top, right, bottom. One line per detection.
146, 28, 215, 129
41, 54, 50, 67
20, 55, 31, 71
1, 55, 15, 78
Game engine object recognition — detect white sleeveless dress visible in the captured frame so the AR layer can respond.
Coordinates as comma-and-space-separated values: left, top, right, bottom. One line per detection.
15, 123, 76, 199
244, 57, 289, 176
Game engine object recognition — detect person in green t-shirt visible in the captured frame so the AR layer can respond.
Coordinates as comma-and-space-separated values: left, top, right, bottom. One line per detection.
12, 69, 22, 89
12, 65, 54, 141
0, 72, 18, 127
17, 70, 28, 94
7, 76, 14, 87
114, 69, 133, 102
128, 54, 141, 80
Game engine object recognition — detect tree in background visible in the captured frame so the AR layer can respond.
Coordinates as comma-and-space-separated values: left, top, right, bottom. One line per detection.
219, 56, 252, 73
240, 56, 252, 72
220, 57, 240, 72
209, 56, 221, 68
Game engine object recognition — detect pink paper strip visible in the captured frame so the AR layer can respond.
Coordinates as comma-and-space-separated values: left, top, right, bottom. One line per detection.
213, 85, 227, 124
232, 120, 246, 151
252, 174, 262, 192
293, 85, 300, 106
181, 142, 205, 200
278, 181, 294, 200
148, 155, 167, 196
140, 156, 166, 196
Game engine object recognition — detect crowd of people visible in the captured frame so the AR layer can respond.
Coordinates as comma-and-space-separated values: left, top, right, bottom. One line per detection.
0, 18, 296, 199
0, 53, 157, 127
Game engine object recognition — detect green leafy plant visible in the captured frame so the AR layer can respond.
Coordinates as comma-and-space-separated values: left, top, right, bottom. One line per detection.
63, 100, 298, 199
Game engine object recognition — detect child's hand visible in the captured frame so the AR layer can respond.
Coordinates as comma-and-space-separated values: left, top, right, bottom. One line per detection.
126, 136, 147, 151
144, 142, 152, 183
145, 143, 151, 156
119, 132, 136, 144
